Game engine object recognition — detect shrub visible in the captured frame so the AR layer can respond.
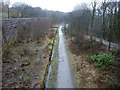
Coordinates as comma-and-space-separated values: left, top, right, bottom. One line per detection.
108, 79, 119, 87
48, 32, 56, 39
90, 53, 116, 69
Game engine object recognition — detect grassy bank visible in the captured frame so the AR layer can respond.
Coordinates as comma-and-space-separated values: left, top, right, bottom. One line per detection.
65, 37, 81, 88
64, 34, 120, 88
2, 33, 55, 88
47, 31, 59, 88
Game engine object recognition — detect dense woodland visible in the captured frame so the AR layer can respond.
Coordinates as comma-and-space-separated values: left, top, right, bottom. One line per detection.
66, 0, 120, 51
1, 2, 66, 24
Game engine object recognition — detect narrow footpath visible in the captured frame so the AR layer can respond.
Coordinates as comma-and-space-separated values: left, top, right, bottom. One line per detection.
56, 25, 74, 88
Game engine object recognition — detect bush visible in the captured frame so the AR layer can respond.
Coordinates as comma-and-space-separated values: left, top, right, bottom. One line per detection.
108, 79, 119, 87
90, 53, 116, 69
48, 32, 56, 39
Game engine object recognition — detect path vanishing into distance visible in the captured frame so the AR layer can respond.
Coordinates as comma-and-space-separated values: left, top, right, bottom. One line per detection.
56, 25, 74, 88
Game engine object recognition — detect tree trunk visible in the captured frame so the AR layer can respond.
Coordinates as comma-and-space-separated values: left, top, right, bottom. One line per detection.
7, 5, 9, 19
108, 41, 111, 52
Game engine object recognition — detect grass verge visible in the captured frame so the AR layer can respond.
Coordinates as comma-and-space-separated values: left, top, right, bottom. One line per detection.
64, 36, 81, 88
65, 35, 120, 88
47, 31, 59, 88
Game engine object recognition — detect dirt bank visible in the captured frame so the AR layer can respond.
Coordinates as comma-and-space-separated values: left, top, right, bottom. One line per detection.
2, 34, 55, 88
65, 36, 120, 88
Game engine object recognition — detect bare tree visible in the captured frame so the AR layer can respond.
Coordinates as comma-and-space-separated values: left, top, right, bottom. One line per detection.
91, 0, 97, 29
4, 0, 10, 19
12, 2, 28, 18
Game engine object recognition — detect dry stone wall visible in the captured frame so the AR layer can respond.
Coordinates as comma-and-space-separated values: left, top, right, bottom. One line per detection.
2, 18, 31, 45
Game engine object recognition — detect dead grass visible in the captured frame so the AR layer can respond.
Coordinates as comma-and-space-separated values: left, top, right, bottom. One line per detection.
2, 35, 54, 88
65, 36, 120, 88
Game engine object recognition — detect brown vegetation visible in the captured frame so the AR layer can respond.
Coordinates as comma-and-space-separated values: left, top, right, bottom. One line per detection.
2, 17, 57, 88
2, 32, 55, 88
66, 36, 120, 88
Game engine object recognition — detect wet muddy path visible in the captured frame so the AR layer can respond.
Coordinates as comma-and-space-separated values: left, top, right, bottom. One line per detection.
56, 25, 73, 88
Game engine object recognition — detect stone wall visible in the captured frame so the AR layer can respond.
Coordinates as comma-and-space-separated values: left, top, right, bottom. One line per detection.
2, 18, 31, 45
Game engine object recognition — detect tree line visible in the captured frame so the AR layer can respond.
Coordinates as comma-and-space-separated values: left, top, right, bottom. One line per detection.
65, 0, 120, 51
1, 1, 66, 24
2, 1, 67, 43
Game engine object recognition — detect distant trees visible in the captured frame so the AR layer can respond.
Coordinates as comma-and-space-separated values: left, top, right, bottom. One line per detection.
6, 0, 10, 19
2, 0, 10, 18
45, 11, 65, 25
0, 2, 2, 14
1, 1, 66, 25
66, 3, 91, 41
11, 2, 31, 18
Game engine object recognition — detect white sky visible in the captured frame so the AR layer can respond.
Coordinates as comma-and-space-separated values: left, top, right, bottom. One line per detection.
6, 0, 103, 12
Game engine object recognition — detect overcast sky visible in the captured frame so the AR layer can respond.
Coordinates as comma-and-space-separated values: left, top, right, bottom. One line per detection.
7, 0, 103, 12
